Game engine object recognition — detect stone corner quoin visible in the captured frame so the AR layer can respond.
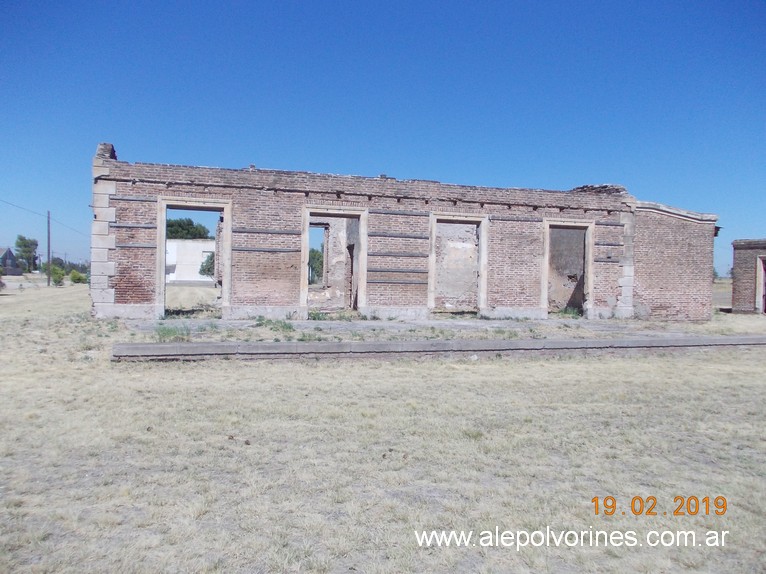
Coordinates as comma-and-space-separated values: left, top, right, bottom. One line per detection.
89, 142, 719, 322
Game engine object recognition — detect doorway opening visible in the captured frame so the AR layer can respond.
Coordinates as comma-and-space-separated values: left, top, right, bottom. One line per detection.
432, 220, 480, 313
758, 256, 766, 314
547, 226, 587, 316
163, 206, 223, 317
305, 213, 362, 316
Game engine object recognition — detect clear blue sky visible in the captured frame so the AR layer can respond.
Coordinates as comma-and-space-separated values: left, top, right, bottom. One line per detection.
1, 1, 763, 273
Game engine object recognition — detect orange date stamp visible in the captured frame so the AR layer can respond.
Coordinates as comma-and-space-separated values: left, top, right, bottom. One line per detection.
592, 496, 727, 516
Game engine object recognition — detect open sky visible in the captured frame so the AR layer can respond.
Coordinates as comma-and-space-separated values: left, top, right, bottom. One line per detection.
1, 0, 763, 273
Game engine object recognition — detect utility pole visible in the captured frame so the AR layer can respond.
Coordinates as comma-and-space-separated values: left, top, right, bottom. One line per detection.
47, 210, 51, 287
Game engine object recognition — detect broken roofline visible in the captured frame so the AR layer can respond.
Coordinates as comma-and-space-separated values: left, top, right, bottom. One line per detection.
94, 143, 633, 208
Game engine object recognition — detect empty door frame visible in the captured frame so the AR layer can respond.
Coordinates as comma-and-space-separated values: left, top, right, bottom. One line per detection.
541, 219, 594, 317
427, 213, 489, 311
757, 255, 766, 314
300, 206, 368, 310
156, 197, 233, 317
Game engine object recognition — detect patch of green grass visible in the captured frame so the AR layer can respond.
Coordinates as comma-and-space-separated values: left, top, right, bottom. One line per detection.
298, 332, 325, 342
155, 324, 191, 343
557, 307, 582, 319
255, 317, 295, 332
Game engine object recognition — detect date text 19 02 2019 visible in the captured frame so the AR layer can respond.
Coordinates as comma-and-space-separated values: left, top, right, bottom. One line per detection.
592, 496, 727, 516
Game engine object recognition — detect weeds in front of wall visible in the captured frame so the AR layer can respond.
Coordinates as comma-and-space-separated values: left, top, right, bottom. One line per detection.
557, 307, 582, 319
165, 305, 221, 319
425, 326, 455, 340
254, 316, 295, 333
297, 332, 325, 342
195, 321, 218, 333
528, 327, 546, 339
155, 324, 191, 343
492, 328, 519, 339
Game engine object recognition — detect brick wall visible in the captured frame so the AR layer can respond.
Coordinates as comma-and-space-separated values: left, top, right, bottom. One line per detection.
633, 205, 717, 320
732, 239, 766, 313
91, 144, 717, 320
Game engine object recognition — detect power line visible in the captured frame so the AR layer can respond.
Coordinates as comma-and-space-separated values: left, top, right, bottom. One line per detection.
0, 197, 89, 237
0, 197, 45, 217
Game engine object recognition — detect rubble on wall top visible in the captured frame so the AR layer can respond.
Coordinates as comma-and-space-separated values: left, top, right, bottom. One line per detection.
96, 143, 117, 160
94, 143, 642, 211
569, 184, 628, 194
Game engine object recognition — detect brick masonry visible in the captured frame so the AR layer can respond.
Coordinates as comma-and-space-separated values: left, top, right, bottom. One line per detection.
732, 239, 766, 313
90, 143, 719, 321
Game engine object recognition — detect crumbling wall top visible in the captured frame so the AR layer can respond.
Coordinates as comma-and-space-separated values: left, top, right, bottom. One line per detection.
96, 143, 117, 160
570, 184, 628, 194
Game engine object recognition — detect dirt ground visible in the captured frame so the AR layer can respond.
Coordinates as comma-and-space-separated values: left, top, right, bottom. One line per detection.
712, 278, 732, 310
1, 279, 764, 573
165, 283, 220, 312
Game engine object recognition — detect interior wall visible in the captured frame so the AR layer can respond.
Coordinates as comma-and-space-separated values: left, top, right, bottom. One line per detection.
433, 222, 479, 311
548, 227, 586, 312
346, 218, 360, 309
307, 215, 360, 311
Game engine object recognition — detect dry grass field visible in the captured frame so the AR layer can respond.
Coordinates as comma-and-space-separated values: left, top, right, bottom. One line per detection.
1, 279, 764, 573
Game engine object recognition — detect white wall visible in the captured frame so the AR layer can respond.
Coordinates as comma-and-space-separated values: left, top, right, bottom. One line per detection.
165, 239, 215, 283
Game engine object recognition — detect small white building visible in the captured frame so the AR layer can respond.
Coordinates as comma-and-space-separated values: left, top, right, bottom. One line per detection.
165, 239, 215, 284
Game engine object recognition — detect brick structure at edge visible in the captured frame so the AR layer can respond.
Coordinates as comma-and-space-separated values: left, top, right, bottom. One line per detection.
90, 143, 719, 321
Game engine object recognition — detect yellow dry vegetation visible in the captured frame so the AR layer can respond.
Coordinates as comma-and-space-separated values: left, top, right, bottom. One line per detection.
0, 280, 764, 572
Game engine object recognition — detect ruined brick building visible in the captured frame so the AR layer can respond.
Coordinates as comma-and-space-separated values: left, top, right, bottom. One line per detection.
732, 239, 766, 314
90, 143, 718, 321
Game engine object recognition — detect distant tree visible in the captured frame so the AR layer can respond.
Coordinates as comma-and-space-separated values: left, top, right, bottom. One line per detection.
727, 267, 733, 279
69, 269, 88, 284
199, 252, 215, 277
14, 235, 38, 272
50, 265, 65, 287
308, 245, 323, 285
166, 218, 211, 239
713, 268, 719, 281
